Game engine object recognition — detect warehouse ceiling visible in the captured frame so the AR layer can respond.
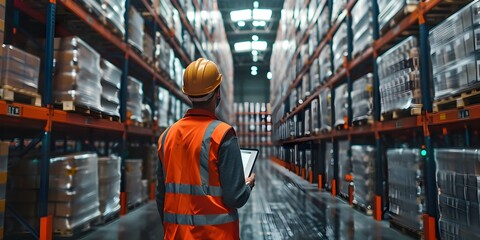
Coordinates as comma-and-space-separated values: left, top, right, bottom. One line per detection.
217, 0, 284, 102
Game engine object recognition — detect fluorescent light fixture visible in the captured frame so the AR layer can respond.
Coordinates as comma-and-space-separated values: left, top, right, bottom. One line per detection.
252, 41, 267, 50
251, 50, 258, 56
237, 21, 246, 27
252, 35, 259, 41
230, 9, 251, 22
253, 9, 272, 20
251, 70, 258, 76
253, 55, 258, 62
253, 1, 259, 8
267, 72, 272, 80
251, 66, 258, 71
252, 20, 266, 27
234, 41, 251, 52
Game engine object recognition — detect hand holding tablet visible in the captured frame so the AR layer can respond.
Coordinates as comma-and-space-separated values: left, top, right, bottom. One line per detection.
240, 148, 259, 179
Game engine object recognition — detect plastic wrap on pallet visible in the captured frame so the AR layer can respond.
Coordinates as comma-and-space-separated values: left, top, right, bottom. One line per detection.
332, 22, 347, 72
7, 153, 100, 234
351, 0, 373, 57
78, 0, 103, 19
0, 44, 40, 93
102, 0, 125, 36
100, 60, 121, 117
127, 76, 143, 123
319, 44, 332, 84
387, 148, 424, 231
435, 148, 480, 239
377, 36, 421, 115
334, 83, 348, 128
352, 73, 373, 123
143, 33, 154, 62
98, 156, 120, 218
311, 98, 319, 134
125, 159, 143, 206
319, 87, 331, 132
54, 37, 102, 110
338, 140, 350, 197
430, 1, 480, 100
378, 0, 419, 32
331, 0, 346, 24
318, 3, 330, 39
304, 108, 311, 136
157, 86, 170, 128
128, 7, 144, 53
351, 145, 375, 209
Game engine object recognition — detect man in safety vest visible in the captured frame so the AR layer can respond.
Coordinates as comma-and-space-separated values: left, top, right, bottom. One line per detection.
156, 58, 256, 239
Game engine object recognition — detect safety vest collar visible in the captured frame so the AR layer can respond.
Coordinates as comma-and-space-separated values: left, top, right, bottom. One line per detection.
184, 108, 217, 119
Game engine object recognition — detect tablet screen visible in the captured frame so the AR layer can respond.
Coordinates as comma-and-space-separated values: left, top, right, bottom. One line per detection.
240, 148, 259, 178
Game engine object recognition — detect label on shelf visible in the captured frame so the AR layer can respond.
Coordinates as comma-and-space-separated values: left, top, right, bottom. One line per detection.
7, 105, 21, 117
458, 109, 470, 119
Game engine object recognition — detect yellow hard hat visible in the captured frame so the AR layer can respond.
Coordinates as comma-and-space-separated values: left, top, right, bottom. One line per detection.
182, 58, 223, 97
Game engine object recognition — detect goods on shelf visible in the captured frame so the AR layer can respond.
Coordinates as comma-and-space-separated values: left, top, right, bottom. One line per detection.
430, 1, 480, 101
128, 7, 144, 53
154, 32, 174, 73
351, 0, 373, 57
143, 145, 158, 183
338, 140, 350, 197
0, 0, 4, 44
319, 87, 331, 132
125, 159, 143, 206
100, 60, 121, 117
153, 0, 174, 28
7, 153, 100, 235
387, 148, 424, 232
54, 36, 102, 111
143, 32, 154, 63
351, 73, 373, 124
0, 142, 7, 238
311, 98, 319, 134
127, 76, 144, 123
351, 145, 375, 210
435, 148, 480, 239
318, 44, 332, 84
331, 0, 346, 24
101, 0, 125, 36
156, 86, 170, 128
333, 83, 348, 128
318, 2, 330, 39
325, 142, 334, 190
377, 36, 421, 116
0, 45, 40, 94
332, 22, 348, 72
171, 57, 183, 88
305, 149, 312, 181
97, 155, 121, 219
378, 0, 419, 32
309, 23, 318, 57
304, 108, 311, 136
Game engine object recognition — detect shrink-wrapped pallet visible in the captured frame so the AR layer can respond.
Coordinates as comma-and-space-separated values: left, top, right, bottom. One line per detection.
127, 76, 143, 123
378, 0, 419, 32
351, 0, 373, 57
102, 0, 125, 36
319, 87, 331, 132
143, 32, 154, 62
97, 156, 120, 218
125, 159, 143, 206
128, 7, 144, 53
332, 22, 347, 72
318, 2, 330, 39
0, 45, 40, 93
319, 44, 332, 84
387, 148, 424, 231
331, 0, 346, 24
54, 37, 102, 110
100, 60, 121, 117
351, 145, 375, 210
311, 98, 319, 134
352, 74, 373, 123
334, 83, 348, 128
338, 140, 350, 197
157, 86, 170, 128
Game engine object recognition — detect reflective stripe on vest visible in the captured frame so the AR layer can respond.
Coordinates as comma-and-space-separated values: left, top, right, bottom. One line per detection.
165, 183, 222, 197
200, 120, 222, 185
164, 212, 238, 226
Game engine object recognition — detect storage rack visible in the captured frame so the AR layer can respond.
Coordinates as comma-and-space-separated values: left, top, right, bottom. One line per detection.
0, 0, 232, 238
270, 0, 478, 239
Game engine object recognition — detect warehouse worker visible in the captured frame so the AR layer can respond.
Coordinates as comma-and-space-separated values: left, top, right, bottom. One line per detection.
156, 58, 256, 239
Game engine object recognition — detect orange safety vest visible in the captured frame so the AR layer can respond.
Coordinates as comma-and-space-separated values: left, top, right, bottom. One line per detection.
158, 109, 239, 240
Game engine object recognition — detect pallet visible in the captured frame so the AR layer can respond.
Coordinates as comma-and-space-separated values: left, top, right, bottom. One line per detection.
352, 202, 373, 216
101, 113, 121, 122
433, 88, 480, 113
380, 3, 418, 35
0, 85, 41, 106
93, 210, 120, 226
334, 123, 347, 131
352, 116, 374, 127
53, 215, 100, 237
381, 104, 422, 121
389, 220, 423, 239
56, 101, 103, 118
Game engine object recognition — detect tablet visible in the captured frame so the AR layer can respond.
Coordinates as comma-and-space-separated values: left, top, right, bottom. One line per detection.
240, 148, 259, 178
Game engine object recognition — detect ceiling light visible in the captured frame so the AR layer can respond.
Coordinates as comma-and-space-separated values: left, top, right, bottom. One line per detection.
251, 70, 258, 76
253, 55, 258, 62
253, 1, 259, 8
252, 35, 259, 41
237, 21, 246, 27
267, 72, 272, 80
253, 9, 272, 20
230, 9, 251, 22
252, 41, 267, 50
251, 50, 258, 56
252, 20, 266, 27
234, 41, 251, 52
251, 66, 258, 71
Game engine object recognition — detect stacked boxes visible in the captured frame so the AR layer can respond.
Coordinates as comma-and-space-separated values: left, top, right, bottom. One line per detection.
7, 153, 101, 235
97, 156, 121, 218
100, 60, 121, 117
319, 87, 331, 132
430, 1, 480, 100
128, 7, 144, 53
0, 45, 41, 93
435, 149, 480, 239
338, 140, 350, 197
387, 148, 424, 232
351, 74, 373, 123
351, 145, 375, 210
54, 37, 102, 110
377, 36, 421, 115
333, 83, 348, 128
332, 22, 347, 72
351, 0, 373, 57
127, 76, 143, 123
125, 159, 143, 206
0, 142, 7, 239
378, 0, 419, 32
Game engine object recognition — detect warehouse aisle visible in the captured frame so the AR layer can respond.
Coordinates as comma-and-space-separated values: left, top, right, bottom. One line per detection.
81, 159, 412, 240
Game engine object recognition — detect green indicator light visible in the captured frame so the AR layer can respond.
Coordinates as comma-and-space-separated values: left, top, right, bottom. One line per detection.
421, 149, 427, 157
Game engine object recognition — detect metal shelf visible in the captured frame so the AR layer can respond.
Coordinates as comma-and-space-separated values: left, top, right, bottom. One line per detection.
428, 105, 480, 126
